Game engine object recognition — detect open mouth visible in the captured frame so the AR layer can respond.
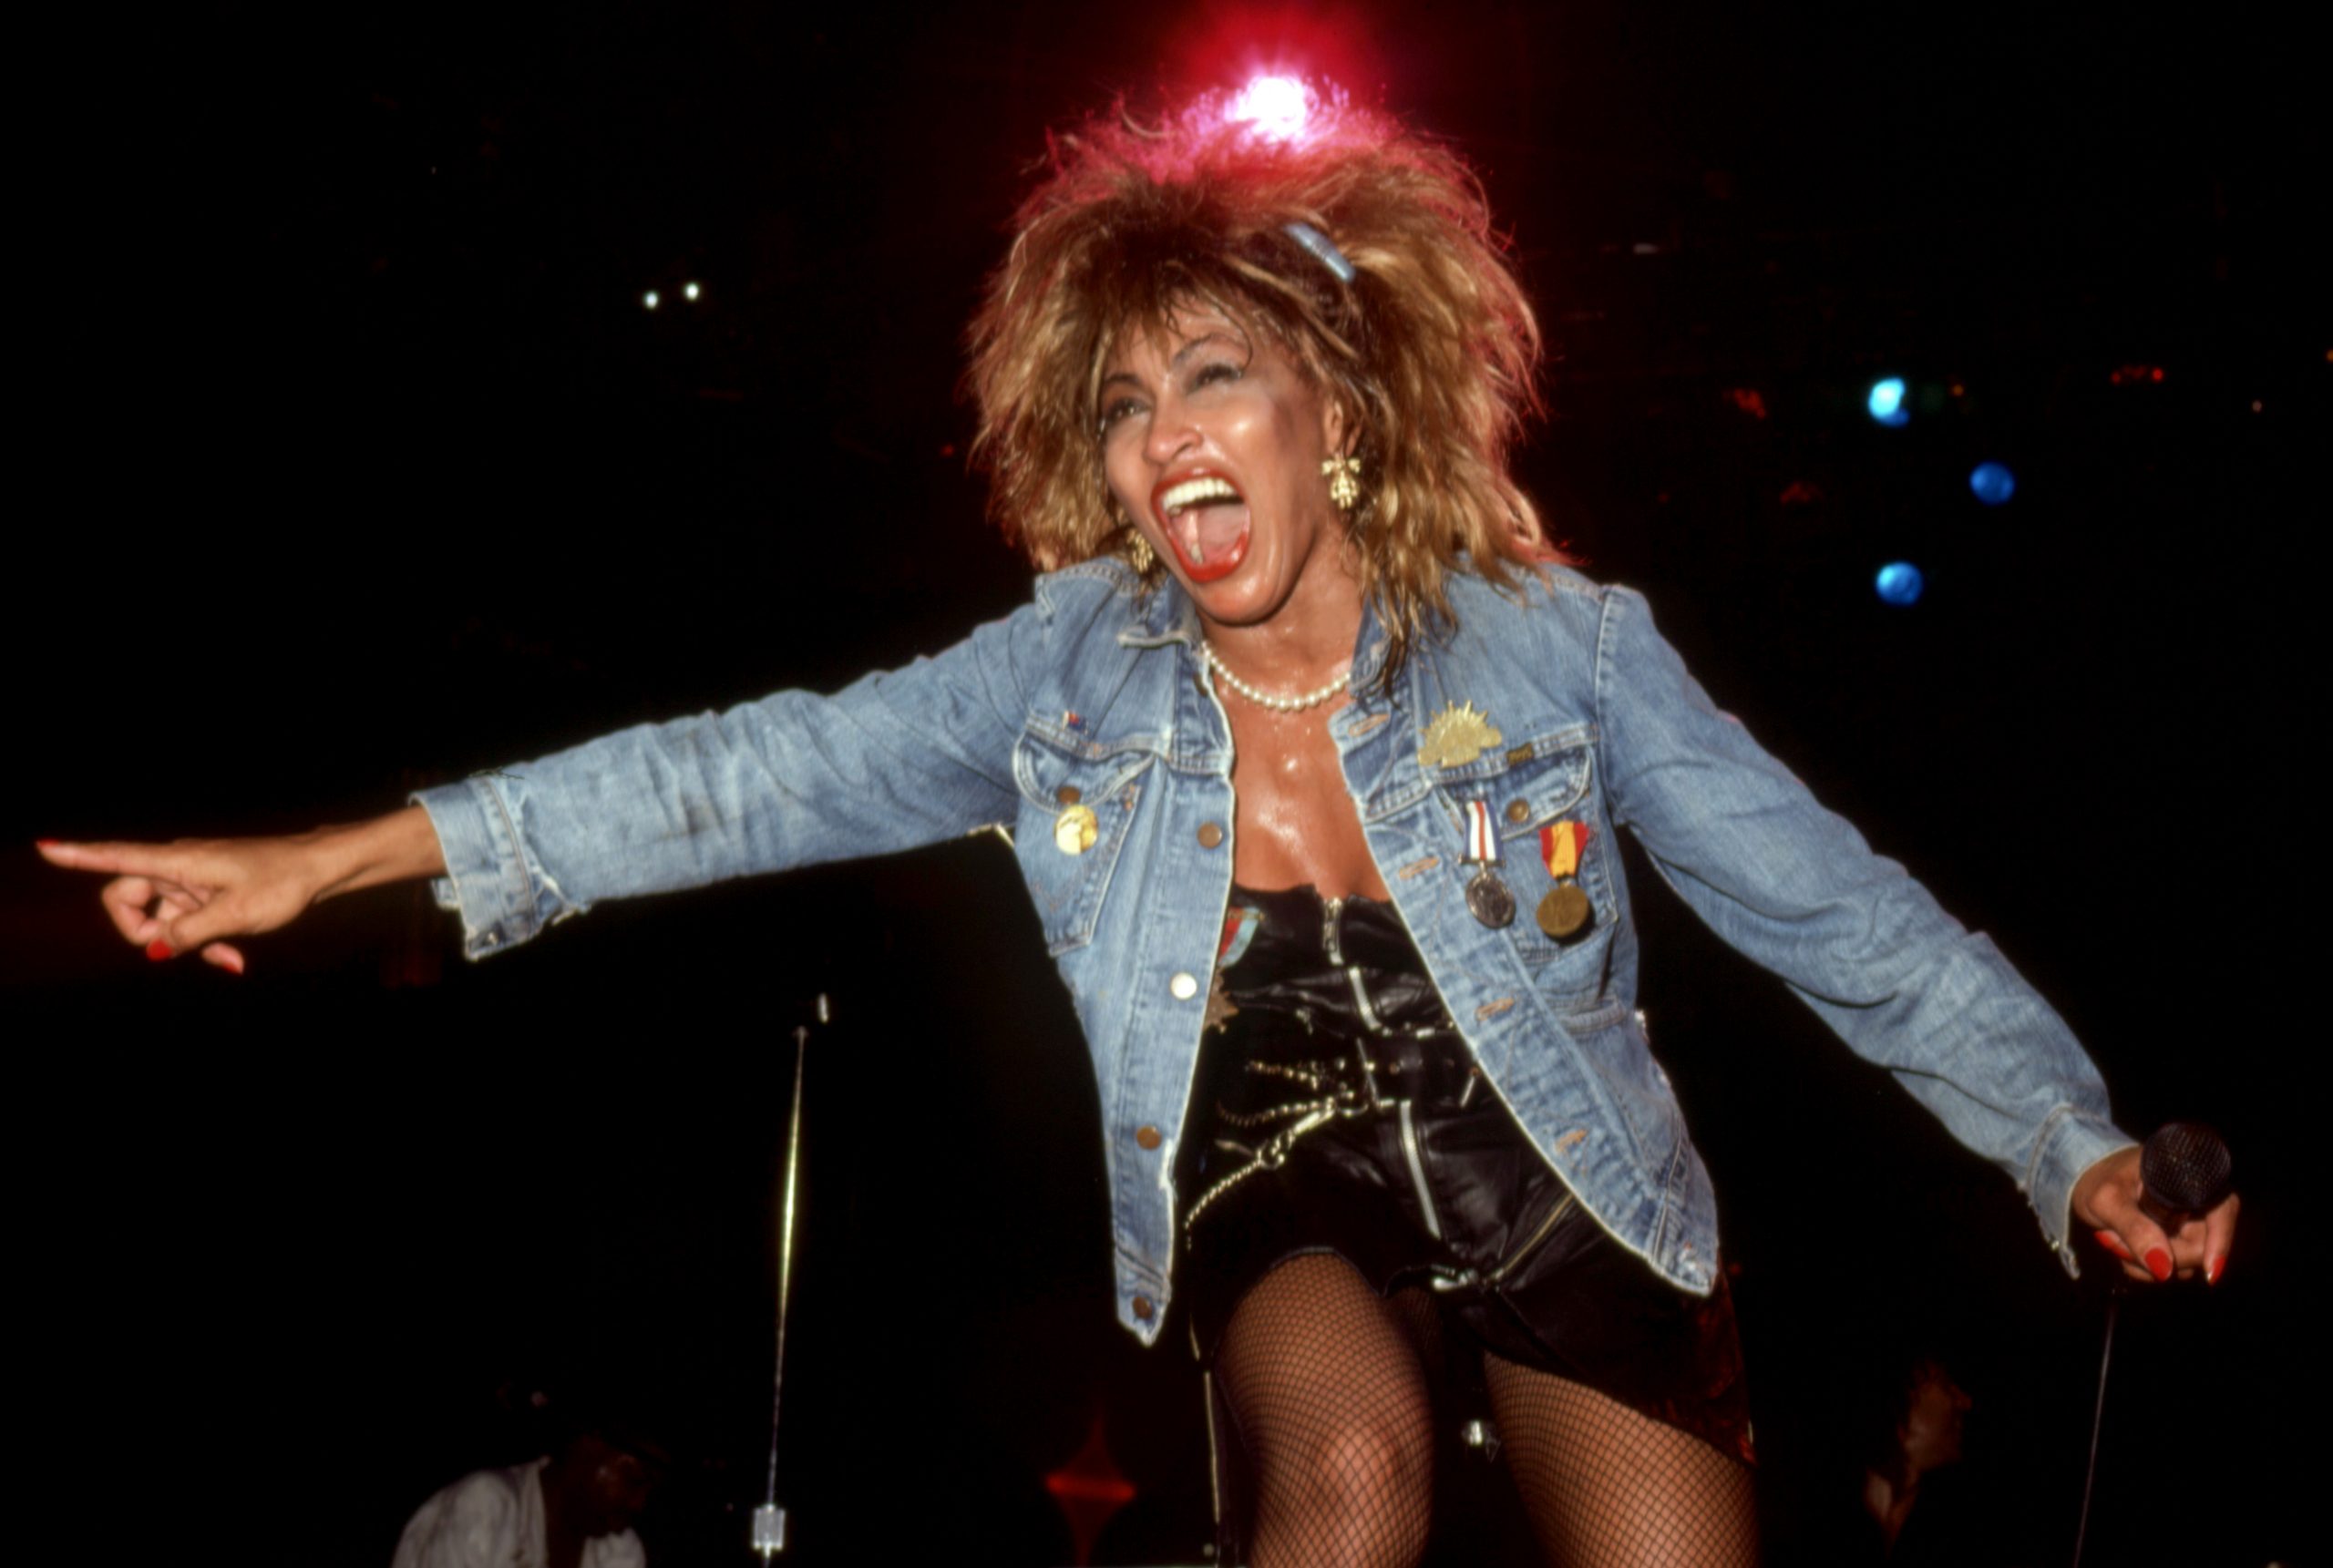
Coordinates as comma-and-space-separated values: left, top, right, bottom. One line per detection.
1152, 473, 1259, 585
1150, 470, 1251, 583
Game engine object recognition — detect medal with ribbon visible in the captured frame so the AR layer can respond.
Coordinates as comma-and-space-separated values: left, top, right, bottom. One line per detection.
1536, 819, 1595, 940
1461, 799, 1517, 928
1207, 904, 1263, 1033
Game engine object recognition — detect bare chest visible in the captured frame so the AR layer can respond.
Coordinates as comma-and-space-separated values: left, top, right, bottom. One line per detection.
1223, 699, 1389, 900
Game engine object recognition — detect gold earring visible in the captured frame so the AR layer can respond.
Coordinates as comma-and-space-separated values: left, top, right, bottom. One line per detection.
1321, 455, 1362, 513
1125, 529, 1156, 573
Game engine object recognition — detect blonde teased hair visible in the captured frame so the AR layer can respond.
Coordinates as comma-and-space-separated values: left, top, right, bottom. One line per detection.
966, 88, 1553, 676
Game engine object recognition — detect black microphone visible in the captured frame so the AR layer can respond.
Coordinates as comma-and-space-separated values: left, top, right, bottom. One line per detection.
2137, 1120, 2234, 1228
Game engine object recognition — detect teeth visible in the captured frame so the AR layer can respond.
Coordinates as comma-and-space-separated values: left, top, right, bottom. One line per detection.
1161, 476, 1240, 515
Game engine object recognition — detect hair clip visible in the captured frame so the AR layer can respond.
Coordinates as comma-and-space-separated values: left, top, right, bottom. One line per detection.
1283, 221, 1356, 284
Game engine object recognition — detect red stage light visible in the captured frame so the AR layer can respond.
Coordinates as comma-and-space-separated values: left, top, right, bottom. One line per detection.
1159, 3, 1375, 115
1044, 1413, 1136, 1568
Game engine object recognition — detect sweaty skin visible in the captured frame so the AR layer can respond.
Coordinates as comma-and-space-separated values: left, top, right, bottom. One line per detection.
1222, 699, 1391, 902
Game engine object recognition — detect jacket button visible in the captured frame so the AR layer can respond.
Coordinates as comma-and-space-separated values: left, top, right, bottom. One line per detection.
1168, 972, 1199, 1000
1197, 822, 1225, 848
1135, 1125, 1163, 1150
1505, 798, 1530, 824
1054, 785, 1082, 805
1132, 1296, 1156, 1321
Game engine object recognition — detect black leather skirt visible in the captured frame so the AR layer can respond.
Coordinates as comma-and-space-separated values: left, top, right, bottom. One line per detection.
1179, 884, 1752, 1466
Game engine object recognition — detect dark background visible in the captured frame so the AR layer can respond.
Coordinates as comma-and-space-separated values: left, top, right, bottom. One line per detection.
8, 4, 2316, 1563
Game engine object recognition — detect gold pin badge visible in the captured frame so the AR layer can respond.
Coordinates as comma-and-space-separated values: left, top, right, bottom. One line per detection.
1053, 803, 1099, 856
1418, 702, 1504, 769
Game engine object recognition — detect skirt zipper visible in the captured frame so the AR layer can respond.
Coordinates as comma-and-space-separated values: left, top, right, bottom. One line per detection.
1397, 1099, 1444, 1241
1484, 1190, 1578, 1286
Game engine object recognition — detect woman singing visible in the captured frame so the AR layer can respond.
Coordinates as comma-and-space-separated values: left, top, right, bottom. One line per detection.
39, 85, 2235, 1566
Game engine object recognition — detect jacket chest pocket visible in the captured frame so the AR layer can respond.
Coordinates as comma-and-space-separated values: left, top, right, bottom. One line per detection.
1429, 727, 1613, 968
1012, 729, 1155, 955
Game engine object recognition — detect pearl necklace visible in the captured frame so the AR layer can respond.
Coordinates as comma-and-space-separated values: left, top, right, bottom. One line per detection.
1201, 641, 1352, 712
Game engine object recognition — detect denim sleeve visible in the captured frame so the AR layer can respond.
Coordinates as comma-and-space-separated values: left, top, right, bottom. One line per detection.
1593, 587, 2133, 1273
409, 607, 1036, 962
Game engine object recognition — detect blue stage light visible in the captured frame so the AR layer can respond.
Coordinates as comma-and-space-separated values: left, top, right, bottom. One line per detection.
1867, 377, 1909, 426
1875, 561, 1925, 606
1968, 461, 2016, 506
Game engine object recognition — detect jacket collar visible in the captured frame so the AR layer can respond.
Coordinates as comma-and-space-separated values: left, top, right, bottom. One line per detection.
1113, 576, 1393, 692
1114, 575, 1199, 650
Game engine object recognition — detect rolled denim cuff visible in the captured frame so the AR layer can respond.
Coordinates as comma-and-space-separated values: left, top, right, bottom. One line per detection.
411, 775, 576, 960
2028, 1105, 2140, 1277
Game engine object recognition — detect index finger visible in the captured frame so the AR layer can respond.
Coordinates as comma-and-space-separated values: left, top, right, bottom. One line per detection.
36, 840, 188, 879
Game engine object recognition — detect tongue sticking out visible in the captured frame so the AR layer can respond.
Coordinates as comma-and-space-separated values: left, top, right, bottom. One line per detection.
1154, 472, 1253, 583
1172, 501, 1251, 580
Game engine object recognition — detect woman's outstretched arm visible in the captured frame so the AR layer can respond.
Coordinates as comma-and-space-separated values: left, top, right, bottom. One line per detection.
36, 577, 1067, 972
1589, 584, 2237, 1286
36, 805, 447, 974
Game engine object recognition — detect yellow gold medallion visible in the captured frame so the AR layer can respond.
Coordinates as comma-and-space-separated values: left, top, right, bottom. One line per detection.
1053, 804, 1099, 856
1536, 883, 1593, 940
1417, 702, 1504, 769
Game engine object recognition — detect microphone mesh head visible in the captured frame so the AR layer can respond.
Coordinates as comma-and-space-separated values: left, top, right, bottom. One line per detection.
2141, 1122, 2234, 1215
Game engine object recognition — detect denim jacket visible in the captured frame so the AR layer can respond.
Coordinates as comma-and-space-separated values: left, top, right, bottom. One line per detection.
415, 560, 2132, 1345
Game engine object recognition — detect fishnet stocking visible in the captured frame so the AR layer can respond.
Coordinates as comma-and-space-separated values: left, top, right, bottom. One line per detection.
1484, 1351, 1760, 1567
1216, 1255, 1437, 1568
1217, 1255, 1759, 1565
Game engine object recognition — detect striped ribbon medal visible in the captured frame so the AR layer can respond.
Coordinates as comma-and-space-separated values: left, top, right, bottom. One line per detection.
1462, 799, 1517, 928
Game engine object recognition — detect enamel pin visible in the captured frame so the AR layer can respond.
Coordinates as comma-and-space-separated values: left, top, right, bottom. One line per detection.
1461, 799, 1517, 928
1205, 906, 1263, 1034
1218, 905, 1263, 968
1418, 702, 1503, 769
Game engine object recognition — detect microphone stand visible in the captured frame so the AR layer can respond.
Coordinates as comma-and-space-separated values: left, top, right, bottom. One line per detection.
753, 995, 826, 1558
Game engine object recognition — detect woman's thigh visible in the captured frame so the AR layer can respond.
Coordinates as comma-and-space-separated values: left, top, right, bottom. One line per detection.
1215, 1253, 1439, 1568
1483, 1349, 1759, 1568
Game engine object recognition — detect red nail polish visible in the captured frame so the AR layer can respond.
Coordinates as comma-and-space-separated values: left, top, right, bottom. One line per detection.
2092, 1229, 2132, 1260
2144, 1246, 2173, 1282
145, 939, 173, 962
35, 839, 61, 848
2206, 1255, 2225, 1286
